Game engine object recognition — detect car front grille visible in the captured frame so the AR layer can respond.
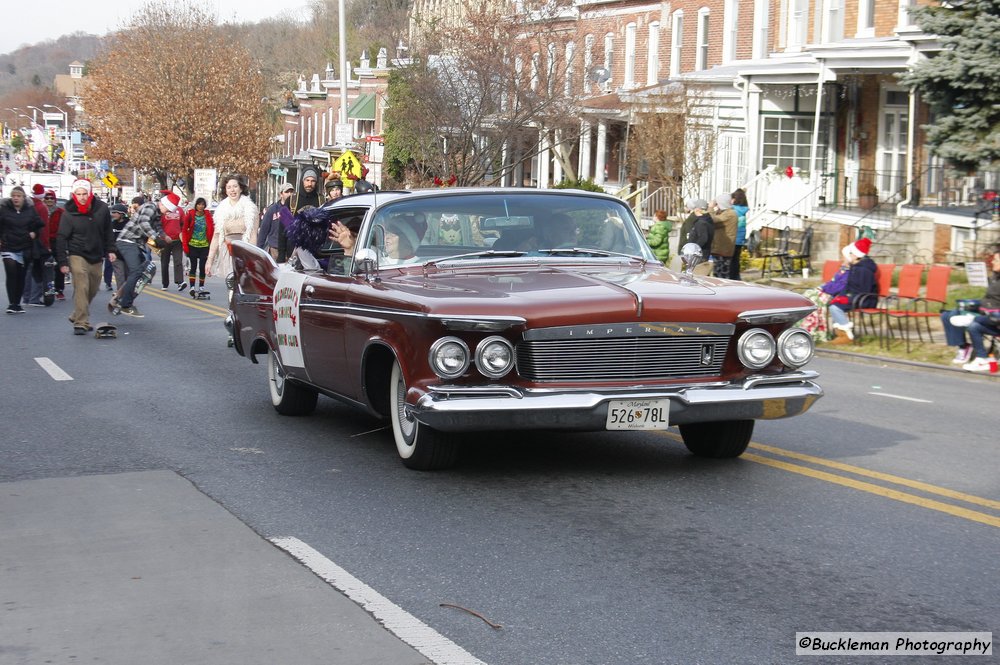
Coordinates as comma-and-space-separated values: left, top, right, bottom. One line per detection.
516, 325, 732, 381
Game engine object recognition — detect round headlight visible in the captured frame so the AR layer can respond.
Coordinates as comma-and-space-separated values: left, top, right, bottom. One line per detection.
429, 337, 470, 379
737, 328, 776, 369
777, 328, 815, 367
475, 336, 515, 378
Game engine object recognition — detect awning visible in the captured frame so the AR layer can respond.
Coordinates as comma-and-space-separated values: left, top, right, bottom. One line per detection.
347, 93, 376, 120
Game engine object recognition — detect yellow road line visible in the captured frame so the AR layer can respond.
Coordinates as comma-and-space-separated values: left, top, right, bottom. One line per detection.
146, 289, 229, 315
749, 442, 1000, 512
742, 453, 1000, 529
657, 431, 999, 528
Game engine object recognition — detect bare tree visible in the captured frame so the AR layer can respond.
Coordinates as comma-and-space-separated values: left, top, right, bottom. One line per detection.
627, 83, 718, 206
384, 0, 583, 186
83, 0, 273, 191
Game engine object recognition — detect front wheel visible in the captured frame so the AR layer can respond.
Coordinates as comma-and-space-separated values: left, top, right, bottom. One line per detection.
679, 419, 754, 458
389, 360, 459, 470
268, 349, 318, 416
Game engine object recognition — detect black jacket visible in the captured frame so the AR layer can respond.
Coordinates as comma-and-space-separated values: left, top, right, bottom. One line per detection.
0, 197, 44, 252
845, 256, 878, 309
686, 213, 715, 259
55, 196, 115, 266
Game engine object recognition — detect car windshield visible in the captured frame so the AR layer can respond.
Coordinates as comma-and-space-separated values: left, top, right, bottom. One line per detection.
364, 192, 655, 266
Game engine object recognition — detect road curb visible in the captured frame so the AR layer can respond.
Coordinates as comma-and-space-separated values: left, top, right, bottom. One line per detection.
815, 347, 1000, 380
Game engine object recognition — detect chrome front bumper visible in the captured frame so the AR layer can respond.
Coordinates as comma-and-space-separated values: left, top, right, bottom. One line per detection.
412, 371, 823, 432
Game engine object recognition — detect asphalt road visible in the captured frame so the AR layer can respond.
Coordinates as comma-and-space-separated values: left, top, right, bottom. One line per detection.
1, 278, 997, 664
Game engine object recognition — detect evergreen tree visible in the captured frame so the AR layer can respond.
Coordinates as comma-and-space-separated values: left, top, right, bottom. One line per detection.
900, 0, 1000, 170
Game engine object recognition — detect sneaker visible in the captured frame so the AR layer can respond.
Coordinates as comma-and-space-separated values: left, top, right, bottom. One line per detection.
962, 357, 992, 373
105, 284, 114, 291
28, 302, 45, 307
11, 305, 24, 314
951, 345, 973, 365
177, 283, 187, 291
161, 285, 169, 290
5, 305, 16, 314
120, 306, 144, 318
55, 292, 66, 301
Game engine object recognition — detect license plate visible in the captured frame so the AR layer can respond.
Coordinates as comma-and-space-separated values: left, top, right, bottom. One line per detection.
605, 399, 671, 430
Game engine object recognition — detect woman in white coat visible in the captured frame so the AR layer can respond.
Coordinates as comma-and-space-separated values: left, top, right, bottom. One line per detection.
207, 174, 258, 278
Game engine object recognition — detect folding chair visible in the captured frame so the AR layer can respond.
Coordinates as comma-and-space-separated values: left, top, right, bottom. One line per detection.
849, 263, 896, 345
902, 264, 953, 350
760, 227, 790, 278
882, 264, 926, 351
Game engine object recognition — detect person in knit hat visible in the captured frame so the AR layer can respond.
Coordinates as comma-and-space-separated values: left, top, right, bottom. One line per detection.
821, 236, 877, 344
679, 197, 714, 275
53, 179, 116, 332
709, 193, 738, 279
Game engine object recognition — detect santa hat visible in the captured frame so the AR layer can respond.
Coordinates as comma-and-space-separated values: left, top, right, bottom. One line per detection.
31, 183, 45, 196
159, 191, 181, 212
843, 237, 872, 260
72, 179, 92, 195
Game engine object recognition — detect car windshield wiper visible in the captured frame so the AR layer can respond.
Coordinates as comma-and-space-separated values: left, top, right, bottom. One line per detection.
422, 250, 527, 268
537, 247, 647, 264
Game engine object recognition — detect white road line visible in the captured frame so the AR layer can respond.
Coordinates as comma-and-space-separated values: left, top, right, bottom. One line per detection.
34, 357, 73, 381
867, 391, 933, 404
271, 537, 487, 665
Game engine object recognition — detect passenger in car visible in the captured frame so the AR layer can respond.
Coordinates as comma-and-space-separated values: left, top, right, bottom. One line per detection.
382, 217, 421, 262
493, 228, 538, 252
542, 213, 580, 248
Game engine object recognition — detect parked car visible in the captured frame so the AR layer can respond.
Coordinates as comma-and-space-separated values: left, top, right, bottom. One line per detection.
226, 188, 822, 469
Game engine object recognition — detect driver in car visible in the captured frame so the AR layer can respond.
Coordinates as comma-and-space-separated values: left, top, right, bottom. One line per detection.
542, 213, 580, 248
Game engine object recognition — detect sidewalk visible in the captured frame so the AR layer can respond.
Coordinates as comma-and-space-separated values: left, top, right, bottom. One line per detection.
0, 471, 430, 665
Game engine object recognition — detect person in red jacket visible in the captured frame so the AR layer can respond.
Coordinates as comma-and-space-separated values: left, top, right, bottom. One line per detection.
181, 197, 214, 296
158, 190, 186, 290
43, 190, 66, 300
21, 183, 52, 306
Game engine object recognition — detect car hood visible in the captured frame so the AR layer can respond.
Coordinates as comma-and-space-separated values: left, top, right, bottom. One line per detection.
369, 263, 812, 326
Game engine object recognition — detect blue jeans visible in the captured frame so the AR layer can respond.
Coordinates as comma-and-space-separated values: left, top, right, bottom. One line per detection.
939, 309, 969, 347
829, 304, 849, 326
115, 240, 145, 308
967, 315, 1000, 359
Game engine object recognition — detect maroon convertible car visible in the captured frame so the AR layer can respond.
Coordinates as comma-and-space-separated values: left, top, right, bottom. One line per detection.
226, 188, 822, 469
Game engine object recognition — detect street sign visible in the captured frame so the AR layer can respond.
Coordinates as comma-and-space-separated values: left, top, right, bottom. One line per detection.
334, 123, 353, 146
102, 172, 119, 189
332, 150, 363, 180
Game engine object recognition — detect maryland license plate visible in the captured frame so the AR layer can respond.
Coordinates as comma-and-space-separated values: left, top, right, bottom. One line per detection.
605, 399, 671, 430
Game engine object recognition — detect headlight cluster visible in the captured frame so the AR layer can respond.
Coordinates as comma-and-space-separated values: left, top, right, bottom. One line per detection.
737, 327, 814, 369
429, 336, 515, 379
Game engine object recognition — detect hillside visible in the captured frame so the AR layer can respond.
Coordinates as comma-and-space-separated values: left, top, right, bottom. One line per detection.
0, 33, 104, 98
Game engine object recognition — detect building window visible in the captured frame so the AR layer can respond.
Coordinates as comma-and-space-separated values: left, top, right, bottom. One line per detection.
760, 115, 829, 174
856, 0, 874, 36
670, 10, 684, 77
602, 32, 614, 91
584, 34, 594, 93
821, 0, 843, 42
531, 52, 540, 92
547, 42, 556, 96
753, 0, 770, 58
565, 41, 575, 97
722, 0, 738, 63
786, 0, 809, 49
696, 8, 710, 71
647, 22, 660, 85
624, 23, 637, 88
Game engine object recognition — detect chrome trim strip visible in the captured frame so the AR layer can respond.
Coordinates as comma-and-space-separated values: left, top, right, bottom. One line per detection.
522, 322, 735, 341
235, 293, 273, 305
742, 370, 819, 389
300, 300, 525, 328
737, 306, 815, 324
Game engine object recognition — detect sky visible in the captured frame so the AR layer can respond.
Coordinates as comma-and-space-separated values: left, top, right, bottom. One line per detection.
0, 0, 308, 57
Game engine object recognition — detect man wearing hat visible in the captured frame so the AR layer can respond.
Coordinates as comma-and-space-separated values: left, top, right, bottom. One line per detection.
54, 179, 116, 334
292, 167, 322, 212
110, 193, 172, 318
258, 183, 294, 261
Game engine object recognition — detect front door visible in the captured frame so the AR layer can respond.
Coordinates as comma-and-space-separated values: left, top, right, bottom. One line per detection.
877, 89, 908, 201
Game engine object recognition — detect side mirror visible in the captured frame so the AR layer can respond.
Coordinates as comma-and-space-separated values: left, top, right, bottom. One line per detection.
354, 247, 379, 281
681, 242, 703, 275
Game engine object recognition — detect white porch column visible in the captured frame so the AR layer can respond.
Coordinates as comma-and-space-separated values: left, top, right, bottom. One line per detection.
552, 129, 563, 183
538, 128, 551, 189
595, 120, 608, 186
500, 140, 510, 187
579, 120, 592, 181
512, 136, 524, 187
